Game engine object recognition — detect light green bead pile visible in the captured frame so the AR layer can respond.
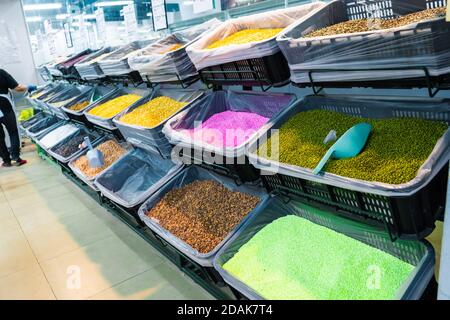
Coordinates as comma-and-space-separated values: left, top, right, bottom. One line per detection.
223, 215, 415, 300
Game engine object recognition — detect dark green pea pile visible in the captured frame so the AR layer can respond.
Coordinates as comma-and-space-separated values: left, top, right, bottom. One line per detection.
258, 109, 448, 184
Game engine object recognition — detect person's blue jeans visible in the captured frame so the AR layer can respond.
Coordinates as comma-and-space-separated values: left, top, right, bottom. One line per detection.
0, 110, 21, 163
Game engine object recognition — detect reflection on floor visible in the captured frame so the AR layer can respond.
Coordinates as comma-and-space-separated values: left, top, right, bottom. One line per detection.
0, 147, 213, 300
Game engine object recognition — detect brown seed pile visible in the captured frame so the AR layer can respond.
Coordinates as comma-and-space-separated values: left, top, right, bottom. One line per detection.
73, 140, 126, 179
146, 180, 260, 254
304, 7, 446, 38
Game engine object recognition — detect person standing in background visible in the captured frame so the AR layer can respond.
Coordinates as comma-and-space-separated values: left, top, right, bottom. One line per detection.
0, 68, 36, 167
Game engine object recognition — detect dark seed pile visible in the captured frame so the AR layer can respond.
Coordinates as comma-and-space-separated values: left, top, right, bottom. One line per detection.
146, 180, 260, 254
52, 131, 96, 158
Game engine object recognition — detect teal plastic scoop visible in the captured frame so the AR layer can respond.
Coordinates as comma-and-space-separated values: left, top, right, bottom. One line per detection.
312, 123, 372, 175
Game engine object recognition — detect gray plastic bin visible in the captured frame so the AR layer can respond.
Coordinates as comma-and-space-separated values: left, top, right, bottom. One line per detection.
113, 88, 204, 158
137, 165, 268, 267
47, 127, 101, 163
68, 139, 132, 191
83, 87, 147, 130
247, 94, 450, 239
214, 195, 435, 300
94, 147, 183, 208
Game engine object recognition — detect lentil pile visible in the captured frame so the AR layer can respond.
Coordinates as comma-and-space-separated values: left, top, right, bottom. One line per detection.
304, 7, 446, 38
73, 140, 126, 179
223, 213, 414, 300
88, 94, 142, 118
146, 180, 260, 254
257, 109, 448, 184
181, 111, 269, 147
119, 96, 187, 127
157, 43, 183, 54
52, 130, 96, 158
207, 28, 283, 49
68, 100, 90, 112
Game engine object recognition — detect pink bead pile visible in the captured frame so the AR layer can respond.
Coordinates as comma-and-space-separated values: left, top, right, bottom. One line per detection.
181, 111, 269, 147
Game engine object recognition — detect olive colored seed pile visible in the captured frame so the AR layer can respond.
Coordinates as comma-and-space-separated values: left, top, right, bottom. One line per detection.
119, 96, 187, 127
73, 140, 126, 179
88, 94, 142, 118
304, 7, 446, 38
223, 214, 414, 300
69, 100, 90, 112
258, 109, 447, 184
146, 180, 260, 254
207, 28, 283, 49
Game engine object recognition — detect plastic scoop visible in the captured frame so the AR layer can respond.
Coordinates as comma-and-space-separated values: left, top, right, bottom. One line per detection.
312, 123, 372, 175
83, 137, 104, 168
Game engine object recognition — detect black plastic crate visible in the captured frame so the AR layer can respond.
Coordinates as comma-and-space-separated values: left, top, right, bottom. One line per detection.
144, 227, 226, 286
177, 148, 260, 184
261, 162, 448, 240
278, 0, 450, 88
106, 71, 143, 87
249, 94, 450, 240
64, 111, 94, 129
199, 51, 290, 90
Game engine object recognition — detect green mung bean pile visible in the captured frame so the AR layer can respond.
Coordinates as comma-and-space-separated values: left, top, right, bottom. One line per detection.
257, 109, 448, 184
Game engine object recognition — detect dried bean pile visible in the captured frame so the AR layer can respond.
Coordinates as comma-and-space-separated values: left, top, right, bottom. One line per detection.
73, 140, 126, 179
146, 180, 260, 253
304, 7, 446, 38
207, 28, 283, 49
157, 43, 183, 54
52, 131, 96, 158
68, 100, 90, 112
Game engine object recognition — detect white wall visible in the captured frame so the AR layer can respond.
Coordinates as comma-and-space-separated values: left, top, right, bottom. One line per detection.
0, 0, 38, 85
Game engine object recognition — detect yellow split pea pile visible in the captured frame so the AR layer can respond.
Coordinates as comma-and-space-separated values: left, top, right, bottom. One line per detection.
88, 94, 142, 118
119, 96, 187, 128
207, 28, 284, 49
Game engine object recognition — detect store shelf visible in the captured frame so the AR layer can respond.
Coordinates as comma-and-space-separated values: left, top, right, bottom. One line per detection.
295, 67, 450, 98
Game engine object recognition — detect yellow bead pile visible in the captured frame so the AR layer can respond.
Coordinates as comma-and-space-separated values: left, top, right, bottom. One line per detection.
157, 43, 184, 54
207, 28, 283, 49
119, 96, 187, 128
88, 94, 142, 119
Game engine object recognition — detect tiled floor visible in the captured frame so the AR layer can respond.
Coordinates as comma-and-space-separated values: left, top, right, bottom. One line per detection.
0, 147, 213, 300
0, 144, 445, 300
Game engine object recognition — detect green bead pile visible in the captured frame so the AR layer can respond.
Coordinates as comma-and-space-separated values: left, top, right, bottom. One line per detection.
223, 214, 415, 300
257, 109, 448, 184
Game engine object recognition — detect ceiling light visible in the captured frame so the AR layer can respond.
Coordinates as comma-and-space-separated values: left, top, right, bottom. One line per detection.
94, 1, 133, 7
26, 16, 43, 22
56, 14, 69, 20
183, 1, 194, 5
23, 3, 62, 11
